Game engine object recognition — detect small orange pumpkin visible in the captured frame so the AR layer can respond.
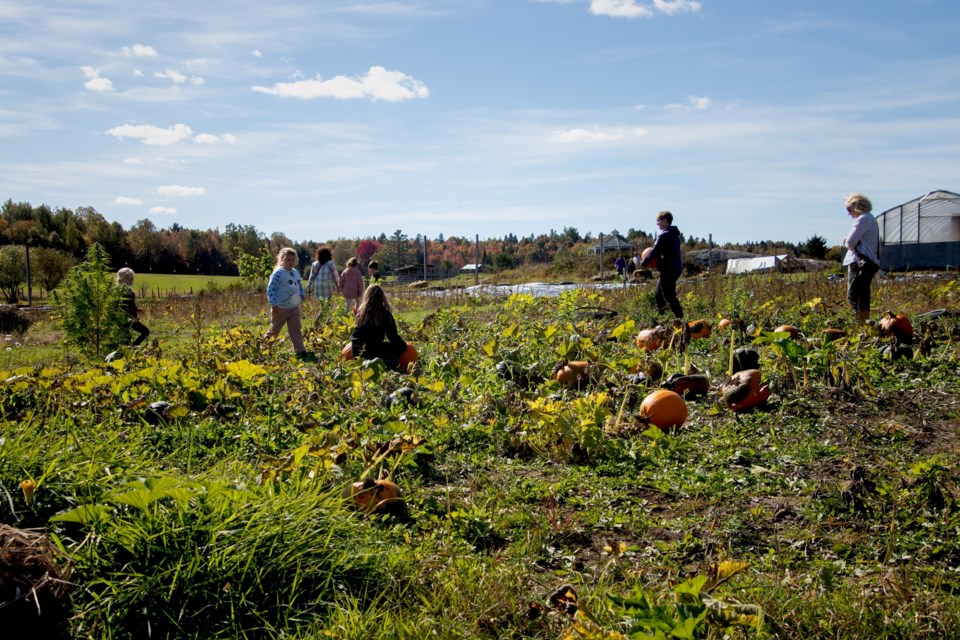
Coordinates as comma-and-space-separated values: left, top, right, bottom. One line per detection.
721, 369, 771, 412
686, 319, 712, 340
638, 389, 688, 429
774, 325, 801, 340
641, 247, 658, 270
636, 326, 667, 352
342, 478, 405, 515
553, 361, 591, 387
341, 341, 354, 360
398, 343, 419, 369
879, 312, 913, 344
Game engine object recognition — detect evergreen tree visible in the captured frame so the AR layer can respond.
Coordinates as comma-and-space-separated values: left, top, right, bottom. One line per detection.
57, 244, 129, 356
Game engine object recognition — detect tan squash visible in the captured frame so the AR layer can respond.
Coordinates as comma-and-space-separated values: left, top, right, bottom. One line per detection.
774, 325, 801, 340
553, 361, 592, 387
636, 326, 667, 352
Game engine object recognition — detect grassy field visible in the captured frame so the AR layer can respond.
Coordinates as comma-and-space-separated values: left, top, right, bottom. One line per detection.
2, 269, 960, 639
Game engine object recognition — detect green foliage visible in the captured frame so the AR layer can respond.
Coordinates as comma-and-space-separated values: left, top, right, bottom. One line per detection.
30, 247, 76, 294
56, 243, 129, 355
235, 247, 274, 288
0, 244, 27, 303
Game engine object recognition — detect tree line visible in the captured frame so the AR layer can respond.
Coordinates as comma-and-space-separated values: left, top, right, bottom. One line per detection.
1, 199, 831, 303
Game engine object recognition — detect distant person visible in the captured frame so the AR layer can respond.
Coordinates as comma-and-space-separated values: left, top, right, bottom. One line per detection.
339, 257, 365, 315
350, 284, 408, 371
640, 210, 684, 318
305, 246, 340, 323
116, 268, 150, 346
841, 192, 880, 324
264, 247, 313, 361
367, 260, 381, 284
615, 255, 626, 282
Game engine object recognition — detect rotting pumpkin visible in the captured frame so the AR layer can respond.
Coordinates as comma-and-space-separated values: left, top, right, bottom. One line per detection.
636, 326, 668, 352
686, 319, 712, 340
342, 478, 405, 516
553, 361, 592, 388
879, 311, 914, 344
638, 389, 688, 429
721, 369, 771, 412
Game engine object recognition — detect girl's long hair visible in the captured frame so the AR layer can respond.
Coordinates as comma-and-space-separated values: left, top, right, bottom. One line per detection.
355, 284, 392, 327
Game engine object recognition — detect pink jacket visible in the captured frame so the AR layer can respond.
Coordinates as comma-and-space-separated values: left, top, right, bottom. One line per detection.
339, 267, 365, 299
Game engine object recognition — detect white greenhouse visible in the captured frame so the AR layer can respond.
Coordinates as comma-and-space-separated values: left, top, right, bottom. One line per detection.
877, 190, 960, 271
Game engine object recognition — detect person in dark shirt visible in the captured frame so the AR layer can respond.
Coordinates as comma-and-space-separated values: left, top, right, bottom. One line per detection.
639, 210, 684, 318
117, 268, 150, 346
350, 284, 407, 370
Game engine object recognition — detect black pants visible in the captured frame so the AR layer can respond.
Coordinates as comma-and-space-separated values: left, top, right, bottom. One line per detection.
655, 270, 684, 318
130, 321, 150, 346
847, 260, 879, 313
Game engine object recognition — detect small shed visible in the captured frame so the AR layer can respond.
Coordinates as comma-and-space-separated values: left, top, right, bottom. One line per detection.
876, 190, 960, 271
395, 263, 439, 283
726, 254, 804, 275
588, 231, 634, 255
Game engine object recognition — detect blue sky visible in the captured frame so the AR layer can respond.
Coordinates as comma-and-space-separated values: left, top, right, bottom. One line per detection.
2, 0, 958, 246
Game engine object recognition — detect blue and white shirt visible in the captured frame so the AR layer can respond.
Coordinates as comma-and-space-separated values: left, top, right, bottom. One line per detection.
267, 267, 305, 308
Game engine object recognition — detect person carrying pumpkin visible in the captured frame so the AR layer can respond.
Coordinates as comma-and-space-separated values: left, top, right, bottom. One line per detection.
350, 284, 409, 370
841, 192, 880, 324
640, 210, 684, 318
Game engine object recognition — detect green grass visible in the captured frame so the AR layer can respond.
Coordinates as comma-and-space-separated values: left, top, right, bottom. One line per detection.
3, 270, 960, 638
133, 273, 242, 296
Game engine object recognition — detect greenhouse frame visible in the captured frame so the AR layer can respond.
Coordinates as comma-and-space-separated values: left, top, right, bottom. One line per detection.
877, 189, 960, 271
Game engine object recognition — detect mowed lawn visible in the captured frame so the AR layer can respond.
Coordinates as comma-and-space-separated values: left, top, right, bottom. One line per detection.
133, 273, 244, 296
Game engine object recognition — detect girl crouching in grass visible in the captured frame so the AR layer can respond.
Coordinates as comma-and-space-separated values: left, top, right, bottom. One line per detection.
350, 284, 408, 370
264, 247, 315, 361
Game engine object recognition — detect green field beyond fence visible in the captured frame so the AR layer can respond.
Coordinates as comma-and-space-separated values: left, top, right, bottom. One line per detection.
133, 274, 243, 298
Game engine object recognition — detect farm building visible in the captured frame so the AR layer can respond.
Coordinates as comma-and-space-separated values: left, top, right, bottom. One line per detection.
460, 263, 484, 273
588, 231, 634, 255
725, 254, 804, 275
876, 190, 960, 271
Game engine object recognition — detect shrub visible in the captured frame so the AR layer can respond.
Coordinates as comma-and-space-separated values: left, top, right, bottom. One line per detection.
56, 243, 129, 356
0, 305, 31, 334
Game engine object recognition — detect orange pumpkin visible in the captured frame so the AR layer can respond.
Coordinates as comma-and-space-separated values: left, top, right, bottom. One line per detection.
774, 325, 801, 340
641, 247, 658, 270
721, 369, 771, 412
342, 478, 405, 515
398, 343, 419, 369
554, 361, 591, 387
636, 326, 667, 352
686, 319, 711, 340
341, 341, 354, 360
639, 389, 688, 429
879, 312, 913, 344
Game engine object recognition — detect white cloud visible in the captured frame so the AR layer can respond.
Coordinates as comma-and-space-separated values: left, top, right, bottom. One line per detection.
252, 49, 263, 58
154, 69, 187, 84
122, 44, 158, 58
82, 66, 113, 92
123, 158, 143, 165
106, 123, 194, 146
688, 96, 711, 109
252, 66, 429, 102
590, 0, 653, 18
114, 196, 143, 205
133, 69, 144, 78
194, 133, 237, 144
158, 184, 205, 197
653, 0, 701, 14
150, 206, 178, 215
548, 126, 648, 143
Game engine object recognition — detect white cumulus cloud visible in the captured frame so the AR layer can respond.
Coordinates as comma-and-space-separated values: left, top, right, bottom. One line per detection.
653, 0, 701, 14
122, 44, 158, 58
252, 49, 263, 58
252, 66, 429, 102
157, 185, 205, 197
82, 66, 113, 92
590, 0, 653, 18
154, 69, 187, 84
549, 126, 648, 143
150, 206, 178, 215
194, 133, 237, 144
107, 123, 194, 146
133, 69, 144, 77
114, 196, 143, 205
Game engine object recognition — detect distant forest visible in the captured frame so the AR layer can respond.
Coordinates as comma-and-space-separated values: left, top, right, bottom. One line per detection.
0, 199, 831, 279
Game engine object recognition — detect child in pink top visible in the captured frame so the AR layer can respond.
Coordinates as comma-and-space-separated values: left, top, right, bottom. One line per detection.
339, 257, 365, 315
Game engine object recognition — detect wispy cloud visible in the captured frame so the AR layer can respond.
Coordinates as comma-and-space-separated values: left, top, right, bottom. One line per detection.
194, 133, 237, 144
106, 123, 194, 145
114, 196, 143, 205
121, 44, 158, 58
150, 206, 178, 215
653, 0, 701, 15
548, 126, 648, 143
252, 66, 429, 101
157, 185, 206, 197
154, 69, 204, 85
82, 66, 113, 92
589, 0, 701, 18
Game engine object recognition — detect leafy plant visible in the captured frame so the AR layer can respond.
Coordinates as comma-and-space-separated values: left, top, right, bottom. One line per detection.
55, 243, 129, 356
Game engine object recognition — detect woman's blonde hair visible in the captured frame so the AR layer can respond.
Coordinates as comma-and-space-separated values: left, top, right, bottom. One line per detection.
844, 193, 872, 213
275, 247, 297, 267
355, 284, 392, 328
116, 267, 135, 286
346, 257, 359, 268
